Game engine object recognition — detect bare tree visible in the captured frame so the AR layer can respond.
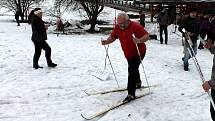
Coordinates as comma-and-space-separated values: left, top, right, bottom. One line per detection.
79, 0, 104, 32
54, 0, 104, 32
0, 0, 43, 22
50, 0, 77, 17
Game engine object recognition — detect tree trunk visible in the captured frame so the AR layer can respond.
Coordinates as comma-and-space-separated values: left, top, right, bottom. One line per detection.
20, 13, 25, 22
78, 0, 104, 33
88, 15, 97, 32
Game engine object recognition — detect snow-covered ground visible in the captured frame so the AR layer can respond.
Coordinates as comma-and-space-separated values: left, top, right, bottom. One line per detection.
0, 6, 214, 121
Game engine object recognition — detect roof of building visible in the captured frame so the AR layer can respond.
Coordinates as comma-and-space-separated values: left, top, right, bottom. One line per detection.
134, 0, 215, 4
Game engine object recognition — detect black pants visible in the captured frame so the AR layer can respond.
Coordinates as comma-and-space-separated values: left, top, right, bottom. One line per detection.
127, 54, 145, 96
159, 25, 168, 44
33, 41, 52, 67
199, 31, 207, 48
16, 19, 20, 26
211, 89, 215, 121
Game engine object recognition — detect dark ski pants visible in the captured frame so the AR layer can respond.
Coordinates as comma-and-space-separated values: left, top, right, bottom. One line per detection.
33, 41, 52, 67
210, 89, 215, 121
127, 54, 145, 96
159, 25, 168, 44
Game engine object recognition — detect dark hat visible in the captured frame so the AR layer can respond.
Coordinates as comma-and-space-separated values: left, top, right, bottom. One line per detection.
190, 8, 197, 13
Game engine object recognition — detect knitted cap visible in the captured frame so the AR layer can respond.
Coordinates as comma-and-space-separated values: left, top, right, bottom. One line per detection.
34, 10, 42, 15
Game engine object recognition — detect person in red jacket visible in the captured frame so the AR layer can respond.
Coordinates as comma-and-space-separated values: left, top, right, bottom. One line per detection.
101, 12, 150, 102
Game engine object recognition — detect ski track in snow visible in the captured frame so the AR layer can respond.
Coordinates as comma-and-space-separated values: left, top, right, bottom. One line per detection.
0, 12, 213, 121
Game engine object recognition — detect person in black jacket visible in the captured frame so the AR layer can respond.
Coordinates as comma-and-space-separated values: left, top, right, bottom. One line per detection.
202, 15, 215, 121
15, 10, 20, 26
157, 9, 169, 44
139, 10, 145, 27
29, 8, 57, 69
198, 13, 209, 49
178, 8, 200, 71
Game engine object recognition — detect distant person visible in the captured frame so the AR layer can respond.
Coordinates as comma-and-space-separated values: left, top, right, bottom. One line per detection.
157, 9, 169, 44
15, 10, 20, 26
101, 12, 149, 102
178, 8, 200, 71
139, 10, 145, 27
198, 13, 209, 49
202, 15, 215, 121
178, 14, 189, 46
29, 8, 57, 69
56, 16, 65, 35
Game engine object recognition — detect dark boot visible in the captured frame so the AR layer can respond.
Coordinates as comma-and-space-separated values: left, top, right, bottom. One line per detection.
184, 65, 189, 71
123, 95, 135, 102
182, 57, 184, 61
48, 63, 57, 68
33, 65, 43, 69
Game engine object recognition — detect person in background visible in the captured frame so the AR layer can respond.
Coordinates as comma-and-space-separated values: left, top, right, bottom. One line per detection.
139, 9, 145, 27
202, 15, 215, 121
56, 16, 65, 36
178, 8, 200, 71
29, 8, 57, 69
157, 8, 169, 44
101, 12, 149, 102
15, 10, 20, 26
198, 13, 209, 49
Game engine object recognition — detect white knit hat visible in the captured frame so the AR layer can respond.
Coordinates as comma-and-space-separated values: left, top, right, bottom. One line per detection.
34, 10, 42, 15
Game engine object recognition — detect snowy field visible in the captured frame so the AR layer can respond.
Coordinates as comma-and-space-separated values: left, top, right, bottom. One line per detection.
0, 7, 214, 121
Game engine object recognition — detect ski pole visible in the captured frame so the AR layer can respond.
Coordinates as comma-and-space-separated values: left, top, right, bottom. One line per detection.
104, 45, 109, 70
103, 44, 120, 88
187, 40, 215, 110
183, 30, 205, 80
183, 29, 215, 109
132, 35, 151, 94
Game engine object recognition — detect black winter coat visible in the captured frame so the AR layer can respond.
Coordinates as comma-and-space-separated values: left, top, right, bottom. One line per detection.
157, 12, 169, 26
207, 20, 215, 42
31, 15, 47, 42
15, 12, 19, 20
178, 16, 200, 43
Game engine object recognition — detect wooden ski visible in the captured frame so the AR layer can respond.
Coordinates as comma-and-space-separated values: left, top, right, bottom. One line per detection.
81, 92, 152, 120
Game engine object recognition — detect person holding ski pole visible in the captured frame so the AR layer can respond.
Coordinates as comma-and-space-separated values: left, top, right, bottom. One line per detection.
101, 12, 150, 102
178, 8, 200, 71
202, 15, 215, 121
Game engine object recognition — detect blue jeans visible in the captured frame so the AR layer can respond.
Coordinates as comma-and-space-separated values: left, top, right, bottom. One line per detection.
183, 41, 197, 67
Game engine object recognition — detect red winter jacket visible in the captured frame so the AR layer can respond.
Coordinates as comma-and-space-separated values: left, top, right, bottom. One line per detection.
111, 20, 148, 60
